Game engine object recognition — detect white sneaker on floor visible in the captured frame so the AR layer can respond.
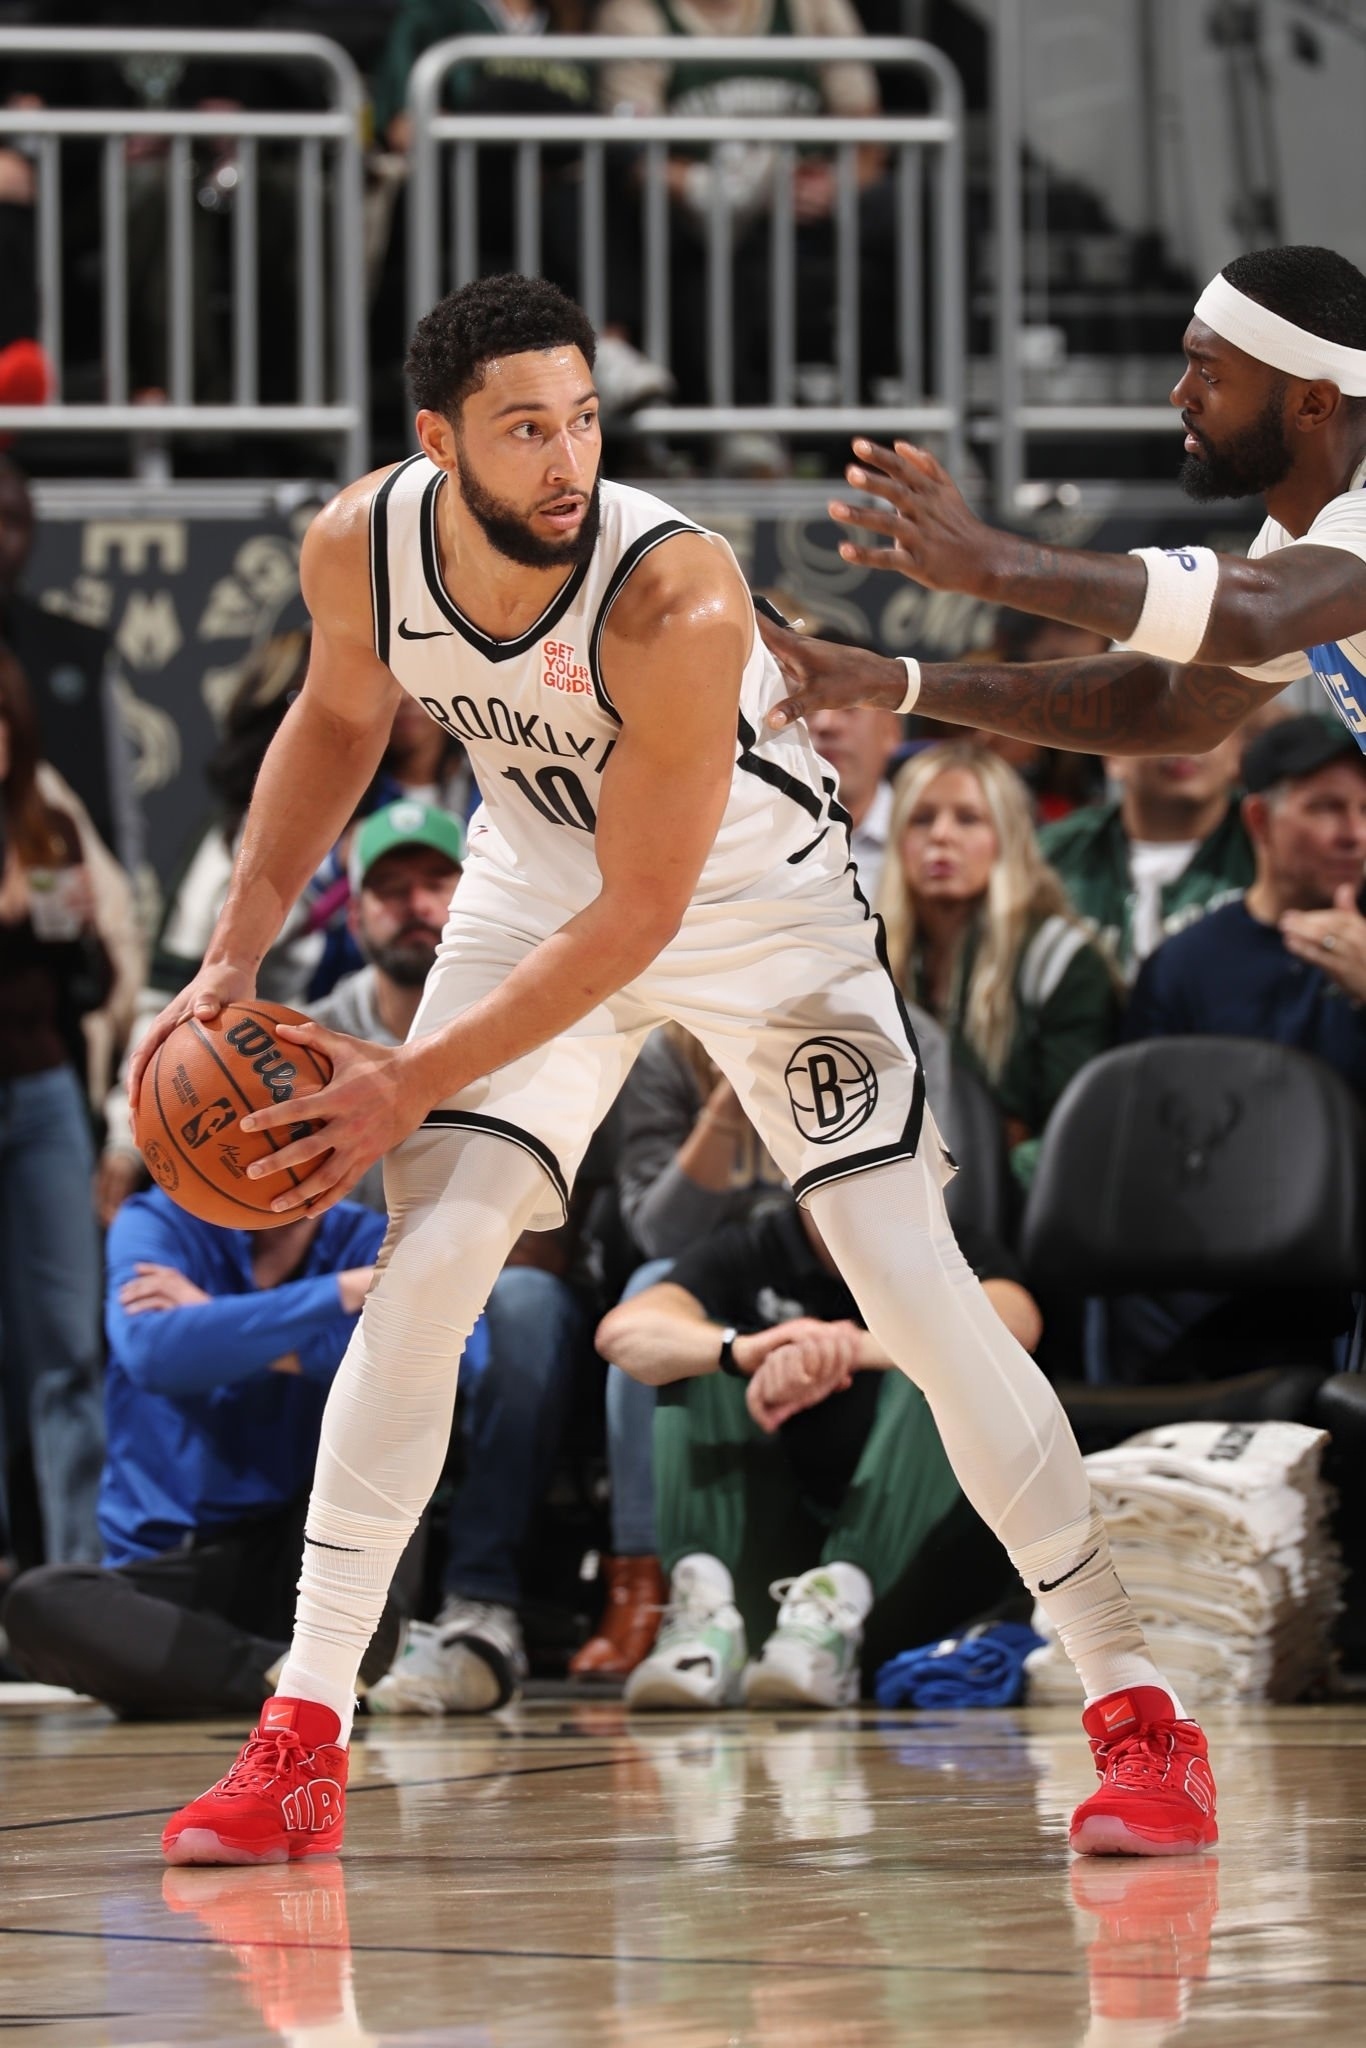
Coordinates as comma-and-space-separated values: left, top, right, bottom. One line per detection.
366, 1597, 526, 1715
625, 1556, 747, 1711
741, 1568, 865, 1709
594, 334, 676, 418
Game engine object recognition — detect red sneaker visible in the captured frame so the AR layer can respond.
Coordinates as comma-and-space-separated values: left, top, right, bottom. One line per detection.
162, 1698, 348, 1866
1070, 1686, 1218, 1857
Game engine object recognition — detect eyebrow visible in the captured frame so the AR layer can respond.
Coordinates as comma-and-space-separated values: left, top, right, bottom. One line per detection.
488, 388, 599, 421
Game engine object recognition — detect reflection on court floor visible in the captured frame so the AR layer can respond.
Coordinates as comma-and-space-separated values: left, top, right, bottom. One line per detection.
2, 1697, 1363, 2045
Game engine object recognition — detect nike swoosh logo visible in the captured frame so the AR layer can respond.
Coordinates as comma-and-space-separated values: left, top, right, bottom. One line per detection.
1038, 1548, 1099, 1594
397, 618, 454, 641
676, 1656, 715, 1676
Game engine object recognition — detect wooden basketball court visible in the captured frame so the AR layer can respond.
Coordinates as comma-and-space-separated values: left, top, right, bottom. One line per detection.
3, 1694, 1363, 2045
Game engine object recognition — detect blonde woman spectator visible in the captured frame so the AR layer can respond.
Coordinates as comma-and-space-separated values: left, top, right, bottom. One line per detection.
877, 744, 1120, 1188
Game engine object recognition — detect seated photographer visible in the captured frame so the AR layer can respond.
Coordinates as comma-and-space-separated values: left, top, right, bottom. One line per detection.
1, 1187, 388, 1718
597, 1196, 1036, 1709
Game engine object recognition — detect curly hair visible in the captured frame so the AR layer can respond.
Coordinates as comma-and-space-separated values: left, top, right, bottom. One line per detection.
1222, 245, 1366, 350
405, 275, 597, 419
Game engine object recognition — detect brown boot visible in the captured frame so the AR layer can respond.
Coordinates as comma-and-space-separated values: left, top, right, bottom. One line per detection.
568, 1555, 667, 1677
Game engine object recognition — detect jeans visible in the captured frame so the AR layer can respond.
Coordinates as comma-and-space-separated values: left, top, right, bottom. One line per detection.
0, 1066, 104, 1563
443, 1265, 585, 1608
604, 1258, 673, 1556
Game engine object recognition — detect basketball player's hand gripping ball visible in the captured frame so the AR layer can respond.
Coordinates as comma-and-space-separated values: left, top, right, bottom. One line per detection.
236, 1017, 430, 1215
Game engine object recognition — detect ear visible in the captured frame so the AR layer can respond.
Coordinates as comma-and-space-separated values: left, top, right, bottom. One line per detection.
415, 407, 458, 468
1241, 789, 1269, 842
1291, 378, 1344, 434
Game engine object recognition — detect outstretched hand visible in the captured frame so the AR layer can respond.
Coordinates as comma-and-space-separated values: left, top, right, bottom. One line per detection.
238, 1018, 432, 1217
757, 613, 906, 732
830, 438, 999, 595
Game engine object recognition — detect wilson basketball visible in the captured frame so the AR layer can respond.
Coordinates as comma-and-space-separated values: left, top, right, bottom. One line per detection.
133, 1000, 333, 1229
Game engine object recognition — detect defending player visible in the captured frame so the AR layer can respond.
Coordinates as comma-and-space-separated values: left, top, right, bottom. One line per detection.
140, 277, 1215, 1866
759, 245, 1366, 777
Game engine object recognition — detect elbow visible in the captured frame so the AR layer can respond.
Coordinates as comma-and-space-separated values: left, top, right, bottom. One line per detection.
595, 1304, 648, 1378
115, 1336, 174, 1394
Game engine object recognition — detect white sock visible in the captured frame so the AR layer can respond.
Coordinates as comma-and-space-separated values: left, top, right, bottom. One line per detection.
806, 1159, 1183, 1716
275, 1129, 549, 1744
1009, 1509, 1186, 1716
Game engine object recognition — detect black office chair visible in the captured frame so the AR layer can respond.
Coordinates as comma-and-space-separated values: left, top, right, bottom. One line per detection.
1020, 1037, 1366, 1448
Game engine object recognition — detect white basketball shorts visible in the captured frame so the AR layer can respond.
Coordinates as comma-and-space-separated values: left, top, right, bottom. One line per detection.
404, 854, 950, 1230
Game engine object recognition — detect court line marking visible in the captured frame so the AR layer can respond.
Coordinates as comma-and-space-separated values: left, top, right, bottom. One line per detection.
16, 1922, 1353, 1988
0, 1755, 616, 1834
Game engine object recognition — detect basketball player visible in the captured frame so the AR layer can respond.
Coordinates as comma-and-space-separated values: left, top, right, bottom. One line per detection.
140, 277, 1215, 1866
759, 246, 1366, 774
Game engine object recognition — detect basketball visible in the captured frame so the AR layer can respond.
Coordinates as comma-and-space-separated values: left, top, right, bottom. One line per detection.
132, 1000, 333, 1229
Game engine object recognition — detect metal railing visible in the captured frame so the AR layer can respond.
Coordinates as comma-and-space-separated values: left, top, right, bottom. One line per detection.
0, 29, 368, 478
406, 37, 966, 474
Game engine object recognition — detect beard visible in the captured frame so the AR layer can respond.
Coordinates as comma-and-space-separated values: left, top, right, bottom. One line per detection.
1179, 387, 1293, 502
365, 933, 440, 987
454, 445, 601, 570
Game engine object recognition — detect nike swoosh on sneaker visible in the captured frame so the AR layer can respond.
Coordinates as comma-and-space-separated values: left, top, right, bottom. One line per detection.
675, 1655, 716, 1676
397, 618, 455, 640
1038, 1548, 1099, 1594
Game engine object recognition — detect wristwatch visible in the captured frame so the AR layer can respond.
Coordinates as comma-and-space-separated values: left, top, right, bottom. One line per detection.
717, 1326, 743, 1377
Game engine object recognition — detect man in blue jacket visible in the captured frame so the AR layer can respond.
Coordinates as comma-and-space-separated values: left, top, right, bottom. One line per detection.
2, 1188, 391, 1717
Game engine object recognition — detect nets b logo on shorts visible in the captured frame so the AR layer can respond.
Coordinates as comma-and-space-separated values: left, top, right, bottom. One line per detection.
784, 1037, 878, 1144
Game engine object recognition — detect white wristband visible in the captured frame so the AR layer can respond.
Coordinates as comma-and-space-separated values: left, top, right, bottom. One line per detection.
896, 656, 921, 715
1120, 547, 1219, 665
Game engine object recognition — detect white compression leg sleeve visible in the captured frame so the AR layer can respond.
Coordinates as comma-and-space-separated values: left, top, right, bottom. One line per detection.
275, 1129, 551, 1738
806, 1157, 1176, 1709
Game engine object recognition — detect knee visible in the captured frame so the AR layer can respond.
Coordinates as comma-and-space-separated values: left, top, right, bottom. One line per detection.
484, 1267, 581, 1387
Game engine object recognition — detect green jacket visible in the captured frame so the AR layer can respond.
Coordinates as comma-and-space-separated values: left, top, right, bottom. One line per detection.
372, 1, 593, 135
1038, 799, 1254, 984
911, 911, 1120, 1188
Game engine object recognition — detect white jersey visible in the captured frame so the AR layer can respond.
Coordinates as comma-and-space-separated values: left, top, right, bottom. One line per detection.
370, 459, 848, 911
1231, 453, 1366, 743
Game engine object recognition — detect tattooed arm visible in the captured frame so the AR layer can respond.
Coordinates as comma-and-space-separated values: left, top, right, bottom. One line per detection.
831, 439, 1366, 666
756, 623, 1287, 755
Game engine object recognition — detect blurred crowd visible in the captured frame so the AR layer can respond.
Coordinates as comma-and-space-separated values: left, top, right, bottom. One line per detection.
0, 0, 938, 477
4, 435, 1365, 1718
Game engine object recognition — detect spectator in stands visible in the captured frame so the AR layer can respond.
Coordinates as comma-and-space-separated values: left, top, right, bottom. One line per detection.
366, 2, 675, 426
958, 608, 1107, 824
1125, 715, 1366, 1088
0, 650, 112, 1571
2, 1188, 392, 1717
314, 801, 587, 1714
595, 0, 894, 472
877, 742, 1120, 1187
598, 1196, 1033, 1708
1040, 734, 1252, 983
1095, 714, 1366, 1386
0, 457, 142, 877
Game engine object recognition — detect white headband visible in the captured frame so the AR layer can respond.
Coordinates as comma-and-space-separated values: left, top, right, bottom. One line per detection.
1193, 272, 1366, 394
